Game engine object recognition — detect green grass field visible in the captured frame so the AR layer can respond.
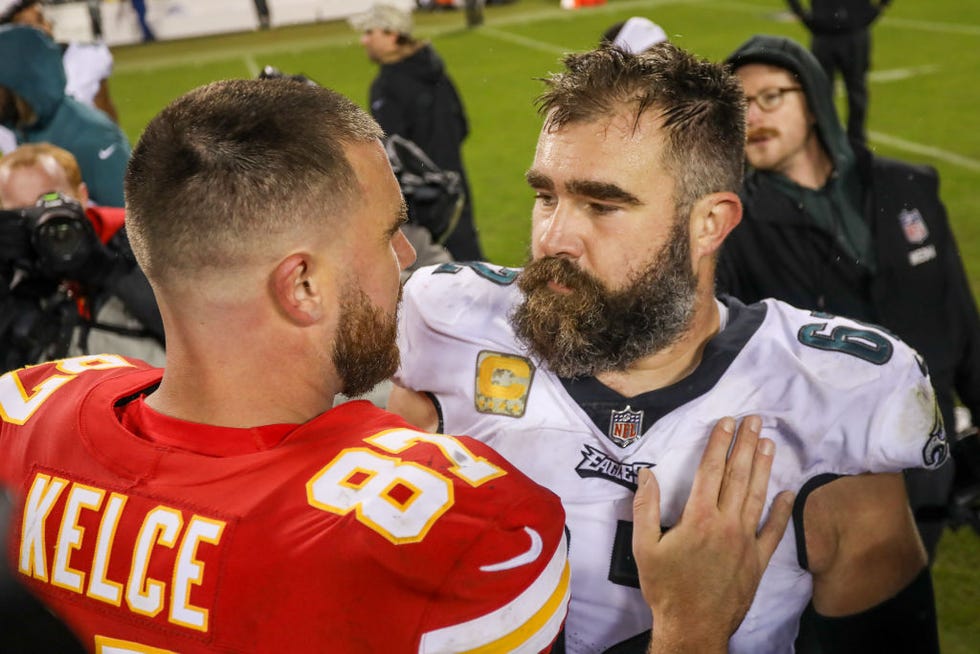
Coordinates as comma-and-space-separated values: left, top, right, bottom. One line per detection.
106, 1, 979, 650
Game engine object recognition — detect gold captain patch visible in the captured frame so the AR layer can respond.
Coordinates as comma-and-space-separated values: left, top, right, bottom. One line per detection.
474, 351, 535, 418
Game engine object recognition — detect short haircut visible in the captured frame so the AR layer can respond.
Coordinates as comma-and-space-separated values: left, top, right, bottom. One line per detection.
0, 141, 82, 189
124, 78, 383, 283
535, 43, 746, 218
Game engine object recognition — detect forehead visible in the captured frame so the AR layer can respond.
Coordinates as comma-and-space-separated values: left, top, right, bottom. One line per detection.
0, 163, 71, 208
532, 109, 669, 188
735, 63, 798, 90
346, 140, 402, 224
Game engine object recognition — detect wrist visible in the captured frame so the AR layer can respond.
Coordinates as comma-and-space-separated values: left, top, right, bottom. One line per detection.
649, 618, 729, 654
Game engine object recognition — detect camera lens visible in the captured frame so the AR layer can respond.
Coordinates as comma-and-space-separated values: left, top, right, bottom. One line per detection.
33, 214, 93, 275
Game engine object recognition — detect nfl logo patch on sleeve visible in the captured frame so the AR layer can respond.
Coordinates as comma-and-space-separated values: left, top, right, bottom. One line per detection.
898, 208, 929, 244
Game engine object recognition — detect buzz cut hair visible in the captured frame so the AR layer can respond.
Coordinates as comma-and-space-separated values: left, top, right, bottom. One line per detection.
124, 78, 383, 283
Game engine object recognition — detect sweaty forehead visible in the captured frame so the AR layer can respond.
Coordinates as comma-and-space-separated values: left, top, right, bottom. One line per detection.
534, 110, 666, 175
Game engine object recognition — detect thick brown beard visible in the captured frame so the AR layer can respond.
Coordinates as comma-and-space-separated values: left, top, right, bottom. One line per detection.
511, 217, 697, 378
332, 282, 401, 397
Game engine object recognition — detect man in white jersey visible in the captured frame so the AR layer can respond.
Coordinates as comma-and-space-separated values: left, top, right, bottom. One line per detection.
389, 43, 946, 653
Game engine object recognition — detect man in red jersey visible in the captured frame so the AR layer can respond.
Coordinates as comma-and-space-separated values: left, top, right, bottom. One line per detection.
0, 78, 790, 653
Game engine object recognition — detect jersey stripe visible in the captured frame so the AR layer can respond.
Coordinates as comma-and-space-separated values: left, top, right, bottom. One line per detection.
418, 533, 570, 653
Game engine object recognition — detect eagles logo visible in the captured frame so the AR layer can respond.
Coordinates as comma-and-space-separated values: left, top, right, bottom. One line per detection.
576, 445, 653, 491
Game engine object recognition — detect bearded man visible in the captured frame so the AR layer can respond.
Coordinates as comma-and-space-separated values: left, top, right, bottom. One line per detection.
389, 43, 945, 654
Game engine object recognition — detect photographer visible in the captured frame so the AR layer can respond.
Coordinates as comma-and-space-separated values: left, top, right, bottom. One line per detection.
0, 142, 163, 372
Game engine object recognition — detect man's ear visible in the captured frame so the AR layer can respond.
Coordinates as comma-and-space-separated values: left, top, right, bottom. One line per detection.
690, 191, 742, 259
271, 253, 323, 325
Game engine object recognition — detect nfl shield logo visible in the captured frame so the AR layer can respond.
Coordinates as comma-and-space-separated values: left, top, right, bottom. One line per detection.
898, 208, 929, 244
608, 406, 644, 448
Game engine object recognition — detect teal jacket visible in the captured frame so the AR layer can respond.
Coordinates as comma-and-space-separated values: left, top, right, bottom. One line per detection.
0, 25, 129, 207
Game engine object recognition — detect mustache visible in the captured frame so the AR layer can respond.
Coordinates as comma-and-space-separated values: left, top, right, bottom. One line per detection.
518, 256, 603, 295
746, 127, 779, 142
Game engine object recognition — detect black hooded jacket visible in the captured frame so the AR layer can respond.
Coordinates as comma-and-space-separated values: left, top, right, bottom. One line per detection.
369, 43, 469, 177
787, 0, 888, 35
718, 35, 980, 436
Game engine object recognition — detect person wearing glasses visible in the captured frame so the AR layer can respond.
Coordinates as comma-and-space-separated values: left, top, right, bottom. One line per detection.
719, 34, 979, 651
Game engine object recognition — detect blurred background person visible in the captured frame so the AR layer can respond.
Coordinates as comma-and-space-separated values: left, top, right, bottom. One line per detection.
350, 3, 484, 261
599, 15, 668, 53
128, 0, 154, 42
786, 0, 892, 145
0, 0, 119, 122
0, 143, 163, 372
0, 23, 129, 206
719, 35, 978, 564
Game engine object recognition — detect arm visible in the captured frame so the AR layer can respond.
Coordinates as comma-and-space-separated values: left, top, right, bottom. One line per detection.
387, 383, 440, 432
803, 472, 939, 652
944, 232, 980, 421
93, 79, 119, 124
633, 416, 795, 654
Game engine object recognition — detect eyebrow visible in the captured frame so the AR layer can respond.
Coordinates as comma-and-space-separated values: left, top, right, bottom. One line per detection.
387, 201, 409, 236
525, 169, 641, 206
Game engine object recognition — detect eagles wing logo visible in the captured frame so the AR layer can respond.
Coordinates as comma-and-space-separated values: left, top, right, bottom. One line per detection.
608, 406, 644, 448
576, 445, 653, 491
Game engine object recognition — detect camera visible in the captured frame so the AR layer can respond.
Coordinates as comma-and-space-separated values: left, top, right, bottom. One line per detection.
0, 192, 104, 281
0, 192, 120, 372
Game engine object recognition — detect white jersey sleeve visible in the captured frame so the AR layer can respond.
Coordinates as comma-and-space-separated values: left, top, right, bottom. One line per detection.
0, 124, 16, 155
755, 300, 947, 477
395, 261, 526, 430
62, 41, 114, 108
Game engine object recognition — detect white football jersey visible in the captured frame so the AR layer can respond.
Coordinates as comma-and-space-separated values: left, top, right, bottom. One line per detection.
0, 124, 15, 155
395, 262, 948, 654
62, 41, 113, 108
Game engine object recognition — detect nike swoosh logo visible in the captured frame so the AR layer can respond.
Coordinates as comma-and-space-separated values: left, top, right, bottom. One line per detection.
98, 144, 117, 159
479, 526, 543, 572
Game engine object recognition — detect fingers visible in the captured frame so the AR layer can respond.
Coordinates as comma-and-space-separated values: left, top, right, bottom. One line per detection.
756, 490, 795, 562
632, 466, 663, 551
717, 416, 762, 514
686, 416, 736, 508
739, 435, 776, 526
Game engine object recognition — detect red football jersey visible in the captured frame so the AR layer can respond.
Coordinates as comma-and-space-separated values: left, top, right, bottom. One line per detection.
0, 355, 569, 653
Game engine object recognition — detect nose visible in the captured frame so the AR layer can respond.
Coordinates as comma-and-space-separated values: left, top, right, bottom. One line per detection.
394, 228, 417, 271
535, 203, 583, 260
359, 33, 369, 46
744, 97, 765, 125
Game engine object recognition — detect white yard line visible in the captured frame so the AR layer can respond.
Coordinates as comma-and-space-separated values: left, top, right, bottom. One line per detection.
868, 65, 941, 83
477, 26, 567, 55
881, 16, 980, 37
867, 131, 980, 173
242, 53, 260, 78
